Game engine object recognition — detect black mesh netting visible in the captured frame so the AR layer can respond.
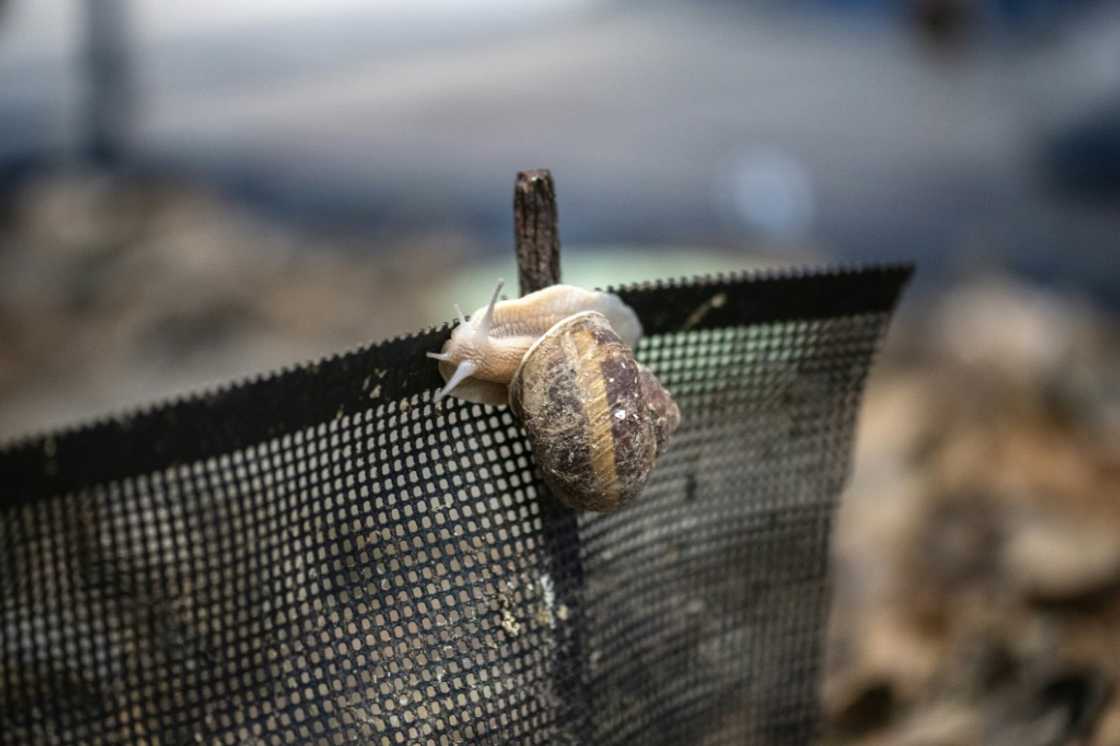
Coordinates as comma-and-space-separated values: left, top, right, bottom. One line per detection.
0, 265, 911, 745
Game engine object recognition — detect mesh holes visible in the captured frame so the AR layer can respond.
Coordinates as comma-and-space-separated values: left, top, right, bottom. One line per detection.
0, 268, 910, 745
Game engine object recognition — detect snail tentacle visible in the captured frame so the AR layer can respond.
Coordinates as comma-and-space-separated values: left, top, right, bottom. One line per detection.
475, 279, 504, 340
435, 360, 478, 401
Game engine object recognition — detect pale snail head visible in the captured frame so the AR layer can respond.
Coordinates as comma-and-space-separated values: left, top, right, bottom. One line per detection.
426, 280, 643, 406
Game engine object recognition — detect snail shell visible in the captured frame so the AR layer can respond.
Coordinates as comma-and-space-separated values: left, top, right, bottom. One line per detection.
509, 311, 680, 512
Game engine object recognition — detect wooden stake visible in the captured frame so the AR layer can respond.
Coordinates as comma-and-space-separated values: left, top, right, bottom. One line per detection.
514, 170, 561, 295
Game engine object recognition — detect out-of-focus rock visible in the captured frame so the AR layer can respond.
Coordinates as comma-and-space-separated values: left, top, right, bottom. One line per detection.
931, 278, 1088, 383
931, 277, 1120, 435
827, 276, 1120, 745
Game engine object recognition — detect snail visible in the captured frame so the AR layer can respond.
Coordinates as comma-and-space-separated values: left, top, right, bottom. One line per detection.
428, 281, 680, 512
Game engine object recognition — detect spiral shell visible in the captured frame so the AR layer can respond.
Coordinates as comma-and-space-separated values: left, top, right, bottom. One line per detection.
509, 311, 680, 512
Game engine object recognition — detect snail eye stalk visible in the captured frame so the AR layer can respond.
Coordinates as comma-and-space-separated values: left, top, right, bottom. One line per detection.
435, 360, 478, 401
476, 279, 504, 340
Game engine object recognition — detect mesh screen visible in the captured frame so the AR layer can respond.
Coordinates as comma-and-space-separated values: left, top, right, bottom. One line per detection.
0, 266, 910, 745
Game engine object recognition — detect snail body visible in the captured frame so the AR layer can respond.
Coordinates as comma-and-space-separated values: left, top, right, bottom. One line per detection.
428, 281, 641, 405
429, 281, 679, 512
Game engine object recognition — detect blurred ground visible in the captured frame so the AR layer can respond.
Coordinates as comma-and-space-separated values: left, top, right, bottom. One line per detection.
827, 277, 1120, 744
0, 173, 470, 439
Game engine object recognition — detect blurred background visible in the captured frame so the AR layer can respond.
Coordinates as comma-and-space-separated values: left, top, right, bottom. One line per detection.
2, 1, 1119, 741
1, 0, 1118, 434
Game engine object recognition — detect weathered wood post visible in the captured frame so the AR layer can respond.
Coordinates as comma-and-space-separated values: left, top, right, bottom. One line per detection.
512, 169, 588, 736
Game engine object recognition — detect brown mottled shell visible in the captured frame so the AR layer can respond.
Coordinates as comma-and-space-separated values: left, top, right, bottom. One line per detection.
509, 311, 680, 512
